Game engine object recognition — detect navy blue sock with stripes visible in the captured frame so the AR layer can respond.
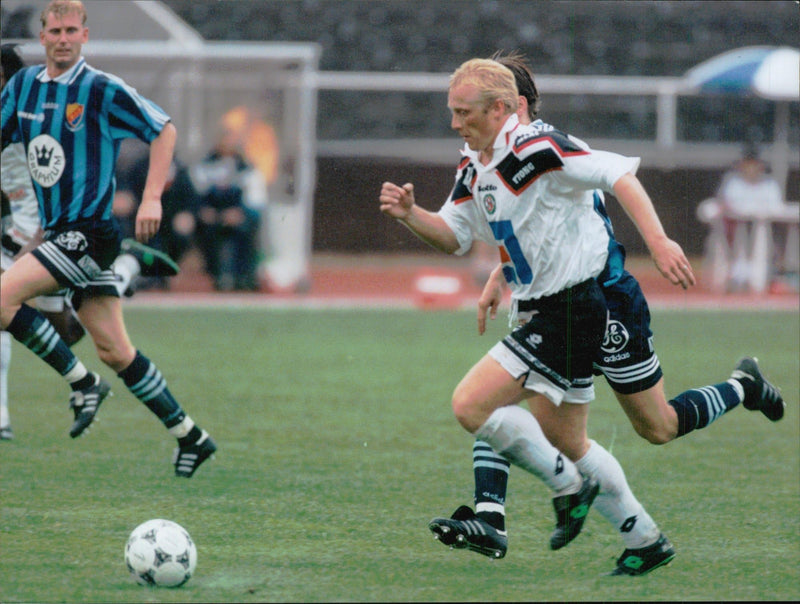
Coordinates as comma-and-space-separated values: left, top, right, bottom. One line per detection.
117, 350, 192, 434
5, 303, 89, 387
668, 382, 742, 437
472, 440, 510, 531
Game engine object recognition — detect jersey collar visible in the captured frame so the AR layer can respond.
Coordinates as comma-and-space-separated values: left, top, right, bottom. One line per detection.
460, 113, 521, 169
37, 57, 86, 84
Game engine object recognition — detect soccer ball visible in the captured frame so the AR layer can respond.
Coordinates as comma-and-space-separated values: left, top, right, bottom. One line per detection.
124, 519, 197, 587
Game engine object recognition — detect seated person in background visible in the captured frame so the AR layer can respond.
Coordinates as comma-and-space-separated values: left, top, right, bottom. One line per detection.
717, 143, 784, 218
120, 153, 200, 273
190, 128, 267, 292
716, 143, 786, 291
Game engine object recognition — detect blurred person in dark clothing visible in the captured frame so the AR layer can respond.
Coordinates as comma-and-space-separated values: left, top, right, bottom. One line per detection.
190, 128, 267, 292
120, 153, 200, 275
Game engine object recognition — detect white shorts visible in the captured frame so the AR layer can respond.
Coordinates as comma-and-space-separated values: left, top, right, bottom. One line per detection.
489, 342, 595, 406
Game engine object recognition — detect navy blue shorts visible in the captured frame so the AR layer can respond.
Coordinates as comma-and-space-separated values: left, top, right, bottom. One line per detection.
594, 271, 663, 394
32, 219, 122, 306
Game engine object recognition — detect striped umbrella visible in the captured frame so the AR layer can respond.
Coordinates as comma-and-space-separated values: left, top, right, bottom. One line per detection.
684, 46, 799, 196
685, 45, 799, 101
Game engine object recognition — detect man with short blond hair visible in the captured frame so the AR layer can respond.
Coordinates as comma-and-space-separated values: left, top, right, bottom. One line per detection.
380, 57, 674, 574
1, 0, 215, 477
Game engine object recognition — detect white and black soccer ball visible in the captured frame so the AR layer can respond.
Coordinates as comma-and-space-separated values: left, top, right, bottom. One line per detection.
124, 519, 197, 587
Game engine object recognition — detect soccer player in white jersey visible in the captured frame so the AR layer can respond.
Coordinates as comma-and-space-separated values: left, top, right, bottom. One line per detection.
431, 52, 785, 574
0, 43, 182, 441
0, 1, 214, 477
380, 58, 678, 575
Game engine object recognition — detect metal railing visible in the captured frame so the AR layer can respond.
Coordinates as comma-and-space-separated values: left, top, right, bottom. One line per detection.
313, 71, 798, 195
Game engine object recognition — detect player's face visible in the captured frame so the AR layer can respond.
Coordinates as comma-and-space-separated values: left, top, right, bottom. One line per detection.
40, 11, 87, 75
448, 83, 497, 154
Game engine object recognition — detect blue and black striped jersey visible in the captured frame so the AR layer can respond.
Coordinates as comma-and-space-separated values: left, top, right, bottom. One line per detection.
1, 57, 170, 229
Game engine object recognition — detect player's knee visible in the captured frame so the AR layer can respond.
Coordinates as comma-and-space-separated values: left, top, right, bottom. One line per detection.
94, 342, 135, 373
450, 398, 473, 432
0, 303, 20, 330
634, 422, 673, 445
450, 391, 482, 433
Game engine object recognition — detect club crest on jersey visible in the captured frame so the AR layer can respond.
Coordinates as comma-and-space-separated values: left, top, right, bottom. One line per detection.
27, 134, 65, 188
601, 319, 630, 354
55, 230, 88, 252
65, 103, 85, 132
483, 194, 497, 215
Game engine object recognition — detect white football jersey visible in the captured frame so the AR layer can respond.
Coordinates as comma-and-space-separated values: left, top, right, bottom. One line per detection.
1, 142, 41, 246
438, 114, 639, 301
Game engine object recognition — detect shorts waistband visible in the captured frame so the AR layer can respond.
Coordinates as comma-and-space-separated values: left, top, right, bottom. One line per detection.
516, 278, 596, 313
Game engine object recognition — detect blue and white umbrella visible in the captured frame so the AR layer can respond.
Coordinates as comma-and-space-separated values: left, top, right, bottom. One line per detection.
685, 45, 799, 101
684, 45, 799, 196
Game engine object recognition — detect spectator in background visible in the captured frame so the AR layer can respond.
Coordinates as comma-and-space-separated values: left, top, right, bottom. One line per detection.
191, 125, 267, 292
718, 143, 784, 217
221, 105, 280, 189
160, 160, 201, 267
119, 153, 200, 280
111, 187, 137, 242
716, 143, 786, 291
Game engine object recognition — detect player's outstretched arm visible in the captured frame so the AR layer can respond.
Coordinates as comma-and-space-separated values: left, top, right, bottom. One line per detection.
379, 181, 460, 254
612, 173, 695, 290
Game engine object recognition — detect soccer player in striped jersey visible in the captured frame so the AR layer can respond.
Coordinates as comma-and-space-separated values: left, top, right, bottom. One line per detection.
0, 42, 180, 442
0, 0, 215, 477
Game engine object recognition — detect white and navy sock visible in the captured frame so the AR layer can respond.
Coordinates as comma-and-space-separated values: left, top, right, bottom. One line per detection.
474, 405, 583, 496
575, 439, 661, 549
668, 382, 742, 437
472, 439, 510, 530
0, 331, 11, 428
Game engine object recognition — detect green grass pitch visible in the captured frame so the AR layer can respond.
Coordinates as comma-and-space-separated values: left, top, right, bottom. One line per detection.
1, 306, 798, 602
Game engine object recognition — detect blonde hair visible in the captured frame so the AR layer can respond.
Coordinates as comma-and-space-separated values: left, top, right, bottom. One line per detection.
41, 0, 87, 27
449, 58, 518, 114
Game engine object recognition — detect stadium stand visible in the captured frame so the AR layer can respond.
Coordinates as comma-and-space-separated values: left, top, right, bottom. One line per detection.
155, 0, 799, 262
3, 1, 796, 141
158, 1, 793, 74
151, 0, 799, 143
